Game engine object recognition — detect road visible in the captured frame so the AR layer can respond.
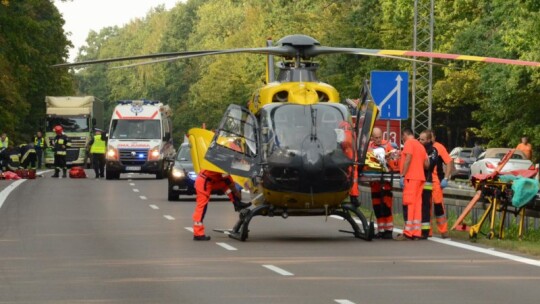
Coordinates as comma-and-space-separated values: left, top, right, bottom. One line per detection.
0, 171, 539, 304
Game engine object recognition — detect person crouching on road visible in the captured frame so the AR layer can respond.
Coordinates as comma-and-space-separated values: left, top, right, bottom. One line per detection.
88, 128, 107, 178
50, 125, 71, 178
192, 169, 251, 241
19, 142, 37, 169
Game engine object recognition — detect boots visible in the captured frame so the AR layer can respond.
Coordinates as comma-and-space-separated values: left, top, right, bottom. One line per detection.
193, 235, 211, 241
233, 200, 252, 211
62, 168, 67, 178
51, 169, 59, 178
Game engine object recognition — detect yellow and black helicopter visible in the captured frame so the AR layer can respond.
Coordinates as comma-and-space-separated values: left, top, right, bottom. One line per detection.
55, 34, 540, 241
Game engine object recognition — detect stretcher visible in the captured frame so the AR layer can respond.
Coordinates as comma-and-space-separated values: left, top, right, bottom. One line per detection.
451, 149, 539, 240
359, 171, 400, 183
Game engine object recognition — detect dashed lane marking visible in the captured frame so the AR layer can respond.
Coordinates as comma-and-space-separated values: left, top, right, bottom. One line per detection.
262, 265, 294, 276
139, 196, 147, 200
163, 215, 175, 220
184, 227, 194, 232
149, 204, 159, 210
129, 183, 135, 186
335, 300, 355, 304
216, 242, 238, 251
133, 189, 139, 193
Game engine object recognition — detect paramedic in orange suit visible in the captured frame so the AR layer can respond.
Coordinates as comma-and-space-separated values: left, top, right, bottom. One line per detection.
397, 128, 429, 240
339, 121, 359, 207
192, 169, 251, 241
368, 127, 395, 239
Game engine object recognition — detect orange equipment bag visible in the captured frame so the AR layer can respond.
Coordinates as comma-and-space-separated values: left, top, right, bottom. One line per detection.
69, 166, 87, 178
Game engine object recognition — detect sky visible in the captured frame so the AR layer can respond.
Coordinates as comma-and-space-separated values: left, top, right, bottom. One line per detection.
54, 0, 181, 62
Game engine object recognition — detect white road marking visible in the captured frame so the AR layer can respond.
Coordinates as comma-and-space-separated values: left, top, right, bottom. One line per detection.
262, 265, 294, 276
0, 180, 26, 208
163, 215, 175, 220
184, 227, 194, 232
149, 204, 159, 210
335, 300, 355, 304
127, 179, 132, 181
139, 196, 147, 200
216, 242, 238, 251
330, 216, 540, 267
129, 183, 135, 186
133, 189, 139, 193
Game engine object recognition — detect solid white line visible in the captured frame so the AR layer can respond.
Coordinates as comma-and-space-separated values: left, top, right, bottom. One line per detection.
0, 180, 26, 208
149, 204, 159, 210
330, 217, 540, 267
139, 196, 147, 200
335, 300, 355, 304
132, 188, 139, 193
184, 227, 194, 232
163, 215, 175, 220
262, 265, 294, 276
216, 242, 238, 251
129, 183, 135, 186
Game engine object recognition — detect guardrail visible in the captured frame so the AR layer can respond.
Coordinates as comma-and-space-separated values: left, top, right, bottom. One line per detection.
358, 180, 540, 231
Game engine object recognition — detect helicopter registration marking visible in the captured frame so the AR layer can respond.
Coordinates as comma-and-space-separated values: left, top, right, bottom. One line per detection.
262, 265, 294, 276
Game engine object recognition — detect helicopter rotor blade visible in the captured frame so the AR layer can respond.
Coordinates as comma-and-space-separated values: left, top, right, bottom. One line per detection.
307, 46, 540, 67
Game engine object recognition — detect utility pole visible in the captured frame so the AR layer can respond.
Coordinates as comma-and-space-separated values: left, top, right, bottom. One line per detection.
412, 0, 434, 133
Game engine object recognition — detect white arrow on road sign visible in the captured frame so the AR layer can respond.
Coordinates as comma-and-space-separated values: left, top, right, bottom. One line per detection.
378, 75, 403, 117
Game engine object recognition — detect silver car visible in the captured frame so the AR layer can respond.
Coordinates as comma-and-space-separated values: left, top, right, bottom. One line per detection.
449, 147, 475, 179
470, 148, 533, 177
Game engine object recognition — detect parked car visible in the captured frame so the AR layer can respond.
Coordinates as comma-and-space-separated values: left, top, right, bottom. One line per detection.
168, 143, 197, 201
449, 147, 475, 179
469, 148, 534, 177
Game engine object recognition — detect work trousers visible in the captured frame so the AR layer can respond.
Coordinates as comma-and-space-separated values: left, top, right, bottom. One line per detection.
370, 181, 393, 232
192, 176, 235, 237
402, 179, 424, 239
92, 153, 106, 177
431, 181, 448, 234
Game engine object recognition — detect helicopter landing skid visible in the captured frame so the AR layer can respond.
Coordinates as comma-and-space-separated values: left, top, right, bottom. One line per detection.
227, 204, 374, 242
334, 204, 374, 241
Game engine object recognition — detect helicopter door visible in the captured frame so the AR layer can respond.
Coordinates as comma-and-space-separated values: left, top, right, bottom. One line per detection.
355, 99, 379, 172
205, 104, 260, 178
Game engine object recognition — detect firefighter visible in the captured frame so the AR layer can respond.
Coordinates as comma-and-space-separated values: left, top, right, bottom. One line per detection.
88, 128, 107, 178
19, 142, 37, 169
0, 133, 9, 149
192, 169, 251, 241
50, 125, 71, 178
368, 127, 395, 239
0, 145, 20, 172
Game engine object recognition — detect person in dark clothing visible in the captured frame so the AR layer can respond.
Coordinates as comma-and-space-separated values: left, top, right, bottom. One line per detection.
50, 125, 71, 178
0, 145, 21, 172
87, 129, 107, 178
19, 143, 37, 169
471, 141, 484, 159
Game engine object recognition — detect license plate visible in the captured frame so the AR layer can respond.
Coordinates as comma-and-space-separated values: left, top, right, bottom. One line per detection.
126, 166, 141, 171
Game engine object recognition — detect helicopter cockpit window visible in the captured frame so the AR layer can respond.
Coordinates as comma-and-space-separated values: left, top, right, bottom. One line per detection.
216, 108, 258, 157
267, 104, 352, 159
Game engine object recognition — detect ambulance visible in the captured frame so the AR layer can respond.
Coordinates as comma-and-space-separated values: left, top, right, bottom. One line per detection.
105, 100, 174, 179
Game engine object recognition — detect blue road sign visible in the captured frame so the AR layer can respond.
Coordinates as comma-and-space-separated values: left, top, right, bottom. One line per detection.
370, 71, 409, 119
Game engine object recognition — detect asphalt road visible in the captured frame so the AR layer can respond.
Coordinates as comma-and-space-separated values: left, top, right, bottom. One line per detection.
0, 171, 539, 304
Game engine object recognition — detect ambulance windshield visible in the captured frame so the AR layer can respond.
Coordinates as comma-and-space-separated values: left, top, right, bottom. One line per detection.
110, 120, 161, 139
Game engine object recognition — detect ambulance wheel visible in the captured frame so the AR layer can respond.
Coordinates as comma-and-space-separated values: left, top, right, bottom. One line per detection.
106, 170, 119, 180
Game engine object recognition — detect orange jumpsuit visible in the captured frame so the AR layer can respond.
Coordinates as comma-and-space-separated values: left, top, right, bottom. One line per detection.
431, 141, 451, 235
192, 169, 240, 237
400, 139, 427, 239
368, 140, 394, 234
339, 121, 359, 199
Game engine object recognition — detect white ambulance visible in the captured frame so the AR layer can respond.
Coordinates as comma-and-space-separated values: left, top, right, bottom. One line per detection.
105, 100, 175, 179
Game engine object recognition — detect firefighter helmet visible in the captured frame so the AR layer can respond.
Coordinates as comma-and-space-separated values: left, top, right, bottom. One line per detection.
53, 125, 63, 135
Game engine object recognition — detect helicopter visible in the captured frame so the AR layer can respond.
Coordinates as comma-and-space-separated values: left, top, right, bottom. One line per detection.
54, 34, 540, 242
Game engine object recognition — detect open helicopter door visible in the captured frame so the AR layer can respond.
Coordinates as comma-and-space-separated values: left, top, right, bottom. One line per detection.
355, 83, 379, 172
205, 104, 260, 178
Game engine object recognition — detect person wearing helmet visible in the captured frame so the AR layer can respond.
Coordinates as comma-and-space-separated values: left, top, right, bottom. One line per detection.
50, 125, 71, 178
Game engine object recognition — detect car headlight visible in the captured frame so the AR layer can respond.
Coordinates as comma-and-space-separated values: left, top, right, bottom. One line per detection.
172, 167, 185, 178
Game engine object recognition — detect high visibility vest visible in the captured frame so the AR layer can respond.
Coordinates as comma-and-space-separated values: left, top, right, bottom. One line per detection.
34, 136, 46, 149
90, 135, 106, 154
0, 137, 8, 149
